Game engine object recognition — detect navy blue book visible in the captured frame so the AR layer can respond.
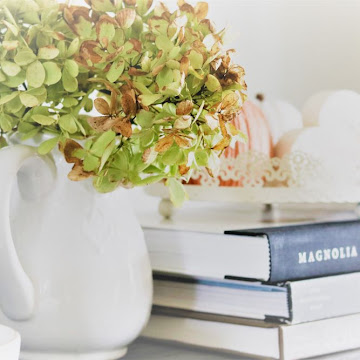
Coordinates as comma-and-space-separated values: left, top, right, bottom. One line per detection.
226, 220, 360, 283
144, 219, 360, 283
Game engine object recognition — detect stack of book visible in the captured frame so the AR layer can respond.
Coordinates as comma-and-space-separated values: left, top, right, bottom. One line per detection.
140, 209, 360, 360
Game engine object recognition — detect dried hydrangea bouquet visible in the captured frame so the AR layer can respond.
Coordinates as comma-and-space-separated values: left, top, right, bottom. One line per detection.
0, 0, 246, 206
0, 0, 247, 357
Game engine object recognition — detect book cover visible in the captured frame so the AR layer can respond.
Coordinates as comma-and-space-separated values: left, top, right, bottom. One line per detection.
226, 220, 360, 283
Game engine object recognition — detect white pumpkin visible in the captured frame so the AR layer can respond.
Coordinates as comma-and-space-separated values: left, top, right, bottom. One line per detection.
275, 127, 360, 188
255, 94, 302, 146
302, 90, 360, 136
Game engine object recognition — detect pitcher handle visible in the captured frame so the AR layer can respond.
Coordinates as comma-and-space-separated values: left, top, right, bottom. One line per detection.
0, 145, 38, 320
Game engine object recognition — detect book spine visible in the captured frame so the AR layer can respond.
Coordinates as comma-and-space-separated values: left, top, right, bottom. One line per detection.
267, 221, 360, 283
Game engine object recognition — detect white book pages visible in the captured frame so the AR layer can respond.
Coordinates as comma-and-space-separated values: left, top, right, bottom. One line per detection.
153, 279, 289, 320
145, 228, 270, 280
143, 315, 280, 359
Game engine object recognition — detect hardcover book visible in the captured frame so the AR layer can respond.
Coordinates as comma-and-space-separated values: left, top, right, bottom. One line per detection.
144, 220, 360, 283
153, 272, 360, 324
143, 309, 360, 360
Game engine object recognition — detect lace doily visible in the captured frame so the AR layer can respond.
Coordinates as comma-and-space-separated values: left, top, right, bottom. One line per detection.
190, 151, 322, 188
146, 151, 360, 206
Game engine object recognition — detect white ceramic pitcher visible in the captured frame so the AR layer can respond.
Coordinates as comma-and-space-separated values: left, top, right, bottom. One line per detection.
0, 135, 153, 359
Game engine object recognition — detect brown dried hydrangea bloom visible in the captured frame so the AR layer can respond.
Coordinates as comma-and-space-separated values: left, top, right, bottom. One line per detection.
0, 0, 247, 205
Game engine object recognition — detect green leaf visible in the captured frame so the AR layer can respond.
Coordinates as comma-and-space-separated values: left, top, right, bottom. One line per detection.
188, 50, 203, 69
137, 0, 153, 15
38, 137, 59, 155
63, 97, 78, 107
106, 59, 125, 82
163, 103, 177, 116
83, 154, 100, 171
3, 20, 19, 36
98, 21, 115, 48
21, 127, 41, 141
3, 40, 19, 51
35, 32, 50, 48
27, 86, 47, 104
32, 114, 56, 125
1, 61, 21, 76
91, 131, 116, 157
3, 6, 18, 25
0, 113, 17, 132
205, 74, 221, 92
5, 94, 22, 113
0, 136, 8, 149
138, 94, 162, 106
73, 148, 86, 159
66, 38, 80, 57
18, 122, 36, 133
43, 62, 62, 85
27, 61, 45, 88
19, 93, 39, 107
136, 110, 155, 128
162, 145, 182, 165
75, 118, 86, 136
140, 129, 154, 147
113, 28, 125, 48
3, 70, 25, 87
99, 139, 116, 171
93, 175, 118, 193
176, 150, 187, 165
64, 59, 79, 78
59, 114, 77, 133
135, 174, 165, 186
133, 80, 152, 94
195, 149, 209, 166
188, 67, 204, 80
155, 35, 173, 52
27, 104, 48, 117
91, 0, 116, 12
160, 83, 182, 97
0, 92, 18, 105
62, 69, 78, 92
166, 178, 188, 207
112, 150, 128, 171
156, 67, 173, 88
72, 16, 92, 38
41, 7, 57, 23
85, 98, 93, 112
27, 86, 47, 96
0, 70, 6, 82
57, 40, 67, 57
14, 50, 37, 66
169, 46, 181, 59
150, 19, 168, 36
166, 59, 180, 70
38, 46, 59, 60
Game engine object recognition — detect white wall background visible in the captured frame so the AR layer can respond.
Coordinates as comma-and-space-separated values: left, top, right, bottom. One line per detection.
196, 0, 360, 107
65, 0, 360, 211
